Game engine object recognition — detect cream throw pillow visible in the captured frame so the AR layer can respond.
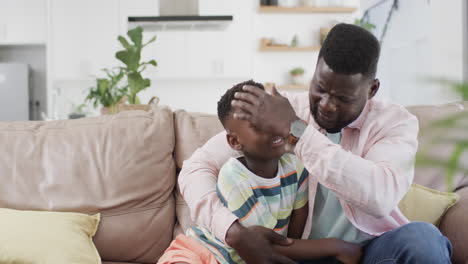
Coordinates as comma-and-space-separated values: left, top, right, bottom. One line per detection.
0, 208, 101, 264
399, 184, 459, 225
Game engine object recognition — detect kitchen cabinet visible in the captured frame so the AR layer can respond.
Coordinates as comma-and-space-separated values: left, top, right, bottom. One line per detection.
0, 0, 46, 44
50, 0, 120, 80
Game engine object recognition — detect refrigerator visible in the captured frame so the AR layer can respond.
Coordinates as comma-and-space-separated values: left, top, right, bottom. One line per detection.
0, 63, 30, 121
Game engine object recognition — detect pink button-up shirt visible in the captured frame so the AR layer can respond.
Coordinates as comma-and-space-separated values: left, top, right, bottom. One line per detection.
178, 92, 419, 242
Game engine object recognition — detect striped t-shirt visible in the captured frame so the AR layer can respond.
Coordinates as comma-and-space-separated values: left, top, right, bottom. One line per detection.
188, 153, 309, 264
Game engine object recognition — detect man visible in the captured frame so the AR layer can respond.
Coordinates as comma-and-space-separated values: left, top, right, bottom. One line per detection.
179, 23, 452, 263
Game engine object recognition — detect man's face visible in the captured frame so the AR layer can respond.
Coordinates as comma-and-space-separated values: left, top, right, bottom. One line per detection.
226, 114, 286, 161
309, 58, 379, 133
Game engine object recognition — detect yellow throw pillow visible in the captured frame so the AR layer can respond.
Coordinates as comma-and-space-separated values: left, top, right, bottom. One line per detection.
399, 184, 459, 226
0, 208, 101, 264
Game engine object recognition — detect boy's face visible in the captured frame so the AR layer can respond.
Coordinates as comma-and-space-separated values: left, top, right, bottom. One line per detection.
225, 112, 286, 160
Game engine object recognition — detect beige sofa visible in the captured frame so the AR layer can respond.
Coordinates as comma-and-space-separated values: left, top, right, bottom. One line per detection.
0, 102, 467, 264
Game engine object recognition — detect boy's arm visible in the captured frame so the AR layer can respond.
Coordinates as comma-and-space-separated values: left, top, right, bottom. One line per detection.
273, 238, 362, 264
287, 204, 308, 239
288, 163, 309, 239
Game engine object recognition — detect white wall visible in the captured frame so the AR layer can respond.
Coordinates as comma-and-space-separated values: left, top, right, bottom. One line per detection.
361, 0, 464, 105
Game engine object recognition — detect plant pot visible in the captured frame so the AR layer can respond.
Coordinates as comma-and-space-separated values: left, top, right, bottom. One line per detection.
100, 106, 117, 115
291, 74, 305, 85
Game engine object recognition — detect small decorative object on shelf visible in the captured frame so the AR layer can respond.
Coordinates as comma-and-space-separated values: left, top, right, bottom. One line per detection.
258, 6, 357, 13
290, 67, 305, 85
320, 27, 331, 45
290, 34, 299, 47
260, 38, 320, 52
278, 0, 300, 7
261, 0, 278, 6
302, 0, 316, 6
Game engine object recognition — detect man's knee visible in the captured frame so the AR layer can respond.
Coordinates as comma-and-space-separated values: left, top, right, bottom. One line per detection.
397, 222, 439, 239
395, 222, 452, 262
363, 222, 453, 264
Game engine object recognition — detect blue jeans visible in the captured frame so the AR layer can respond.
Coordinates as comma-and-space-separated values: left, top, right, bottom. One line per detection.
300, 222, 453, 264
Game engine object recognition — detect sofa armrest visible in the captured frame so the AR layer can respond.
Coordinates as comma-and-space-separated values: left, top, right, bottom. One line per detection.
439, 186, 468, 264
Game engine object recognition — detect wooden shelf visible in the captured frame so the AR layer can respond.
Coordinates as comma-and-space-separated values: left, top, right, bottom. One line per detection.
278, 84, 308, 90
259, 45, 320, 52
265, 83, 308, 91
259, 6, 358, 13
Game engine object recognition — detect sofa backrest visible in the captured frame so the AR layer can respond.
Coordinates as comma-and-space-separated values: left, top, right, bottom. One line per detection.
172, 110, 224, 236
0, 108, 176, 263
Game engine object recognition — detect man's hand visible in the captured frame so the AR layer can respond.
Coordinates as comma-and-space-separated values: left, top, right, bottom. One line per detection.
226, 222, 295, 264
334, 241, 362, 264
231, 85, 298, 138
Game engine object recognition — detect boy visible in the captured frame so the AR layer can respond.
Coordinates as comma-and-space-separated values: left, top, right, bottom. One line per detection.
158, 80, 361, 264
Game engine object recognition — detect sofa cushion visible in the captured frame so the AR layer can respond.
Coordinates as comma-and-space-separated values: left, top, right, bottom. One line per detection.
0, 108, 176, 263
398, 184, 459, 225
0, 209, 100, 264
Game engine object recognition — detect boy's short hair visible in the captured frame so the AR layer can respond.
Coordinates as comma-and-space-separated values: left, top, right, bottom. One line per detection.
319, 23, 380, 78
217, 80, 265, 126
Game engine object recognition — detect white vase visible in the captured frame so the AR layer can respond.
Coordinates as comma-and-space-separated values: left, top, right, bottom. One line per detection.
302, 0, 315, 6
291, 74, 305, 85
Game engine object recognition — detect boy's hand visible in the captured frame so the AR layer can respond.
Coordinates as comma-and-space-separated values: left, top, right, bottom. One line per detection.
226, 222, 295, 264
334, 241, 362, 264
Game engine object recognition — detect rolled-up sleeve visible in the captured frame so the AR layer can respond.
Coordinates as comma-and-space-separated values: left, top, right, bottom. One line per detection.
294, 109, 419, 218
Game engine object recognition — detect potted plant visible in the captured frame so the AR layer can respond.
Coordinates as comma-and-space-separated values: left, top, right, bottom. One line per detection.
86, 68, 128, 114
85, 26, 157, 114
290, 67, 305, 85
116, 26, 157, 105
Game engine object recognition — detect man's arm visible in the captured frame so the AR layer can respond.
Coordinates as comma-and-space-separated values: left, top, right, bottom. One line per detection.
178, 131, 239, 241
294, 112, 418, 218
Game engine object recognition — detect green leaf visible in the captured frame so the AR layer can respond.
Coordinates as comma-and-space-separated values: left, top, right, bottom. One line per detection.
127, 26, 143, 47
116, 50, 140, 71
143, 35, 156, 47
118, 36, 132, 50
147, 59, 157, 66
127, 73, 151, 104
445, 143, 467, 191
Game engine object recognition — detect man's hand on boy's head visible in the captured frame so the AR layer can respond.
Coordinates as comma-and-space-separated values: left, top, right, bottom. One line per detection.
226, 222, 295, 264
231, 85, 298, 138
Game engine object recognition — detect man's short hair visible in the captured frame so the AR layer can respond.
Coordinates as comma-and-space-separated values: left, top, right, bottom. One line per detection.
319, 23, 380, 78
217, 80, 265, 126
